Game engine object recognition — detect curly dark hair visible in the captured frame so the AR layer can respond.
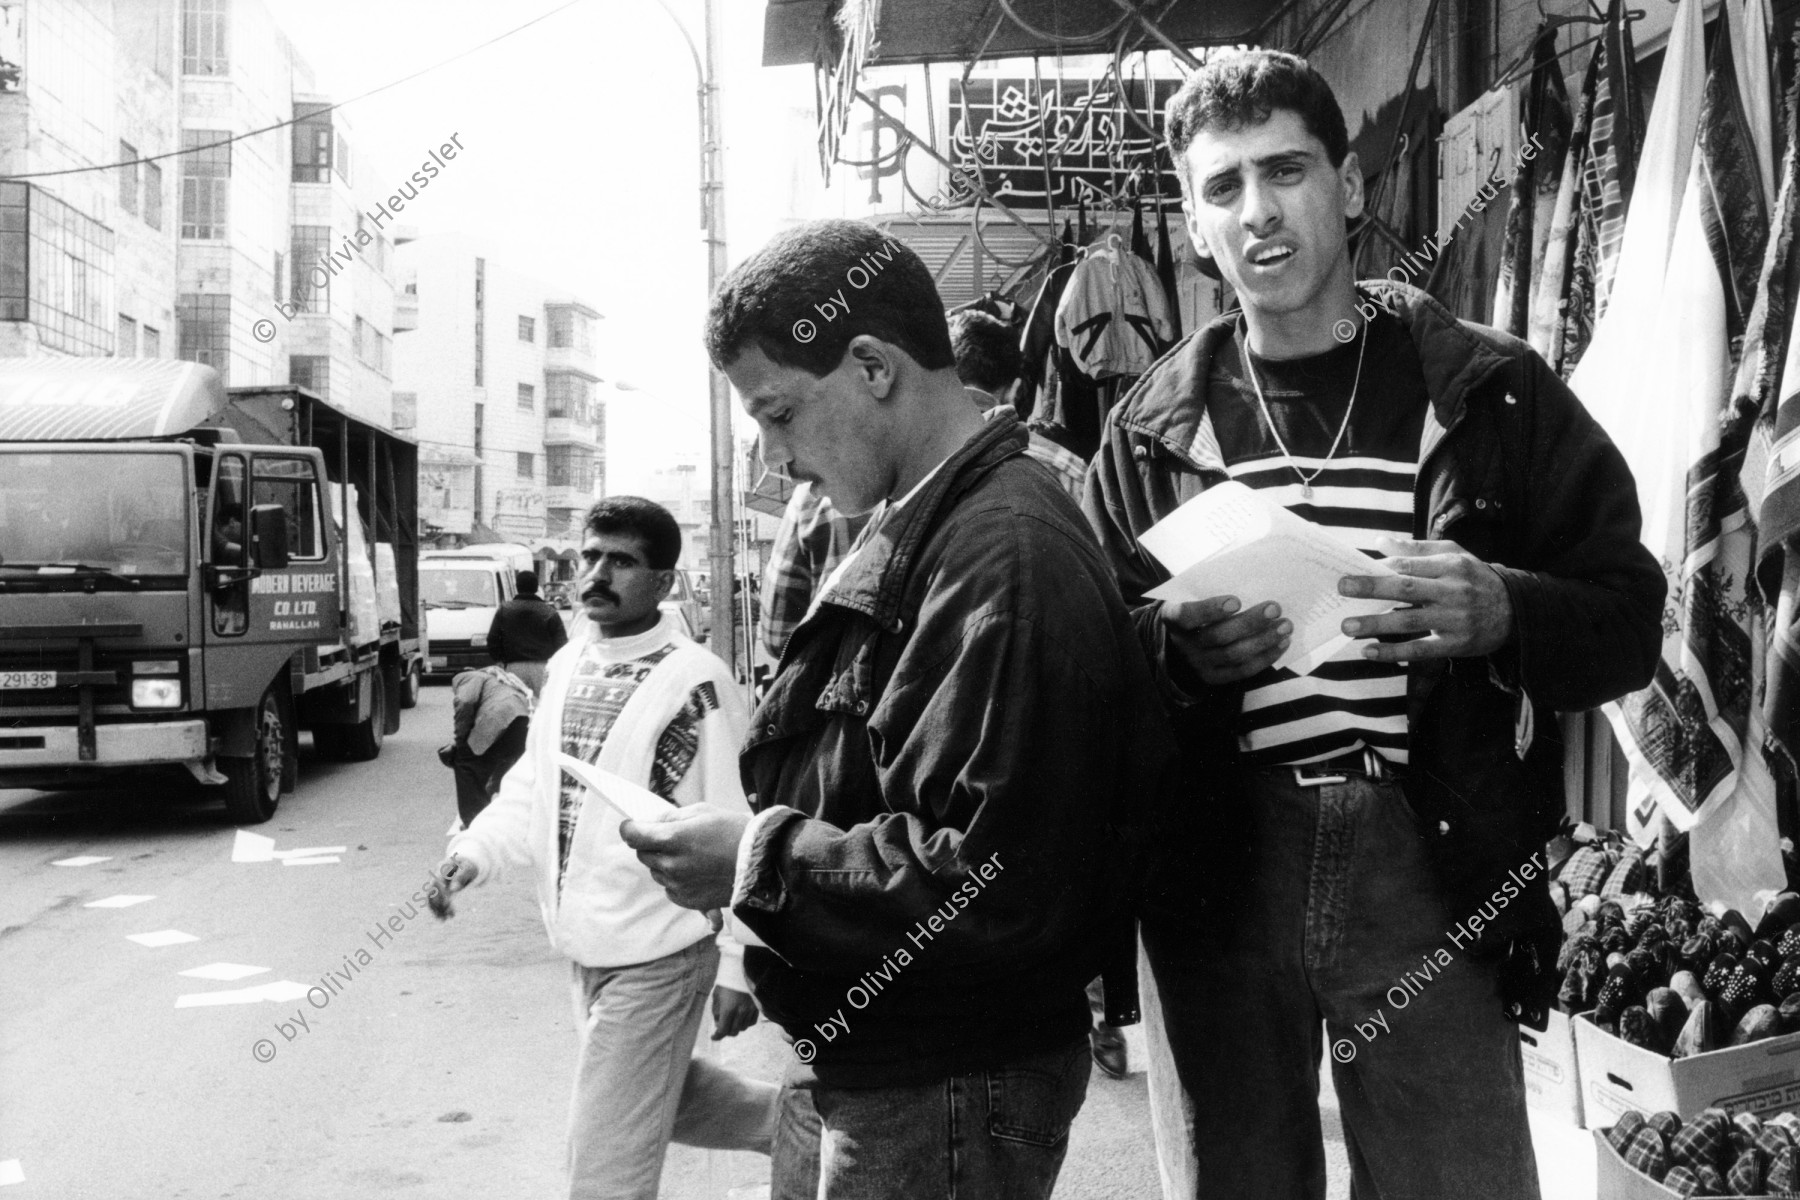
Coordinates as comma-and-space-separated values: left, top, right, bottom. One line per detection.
1165, 49, 1350, 173
703, 219, 956, 378
947, 310, 1022, 394
582, 496, 681, 571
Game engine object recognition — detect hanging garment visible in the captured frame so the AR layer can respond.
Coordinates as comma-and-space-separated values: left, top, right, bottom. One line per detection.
1491, 24, 1573, 337
1054, 244, 1178, 381
1155, 205, 1183, 342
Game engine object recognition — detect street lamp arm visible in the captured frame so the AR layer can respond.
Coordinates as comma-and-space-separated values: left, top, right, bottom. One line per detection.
645, 0, 705, 82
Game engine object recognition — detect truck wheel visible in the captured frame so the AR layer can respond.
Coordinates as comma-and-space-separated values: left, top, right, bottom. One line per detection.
221, 689, 285, 824
399, 662, 421, 710
321, 669, 385, 762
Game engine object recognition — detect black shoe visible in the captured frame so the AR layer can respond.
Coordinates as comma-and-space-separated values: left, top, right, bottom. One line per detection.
1090, 1024, 1128, 1079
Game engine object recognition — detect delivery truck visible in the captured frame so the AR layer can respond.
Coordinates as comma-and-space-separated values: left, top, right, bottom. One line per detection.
0, 358, 423, 823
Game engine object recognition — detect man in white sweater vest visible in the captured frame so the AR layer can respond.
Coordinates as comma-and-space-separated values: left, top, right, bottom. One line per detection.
430, 496, 776, 1200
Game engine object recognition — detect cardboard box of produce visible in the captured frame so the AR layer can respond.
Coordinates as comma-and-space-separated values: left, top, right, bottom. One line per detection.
1521, 1008, 1583, 1125
1593, 1130, 1781, 1199
1576, 1013, 1800, 1125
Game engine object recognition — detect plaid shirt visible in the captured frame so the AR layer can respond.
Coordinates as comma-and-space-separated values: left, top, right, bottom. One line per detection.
759, 482, 870, 659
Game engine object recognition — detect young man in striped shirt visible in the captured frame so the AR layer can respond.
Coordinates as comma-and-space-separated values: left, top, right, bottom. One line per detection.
1087, 49, 1663, 1199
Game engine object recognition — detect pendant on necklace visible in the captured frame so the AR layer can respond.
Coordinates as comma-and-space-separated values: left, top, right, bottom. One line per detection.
1301, 482, 1313, 500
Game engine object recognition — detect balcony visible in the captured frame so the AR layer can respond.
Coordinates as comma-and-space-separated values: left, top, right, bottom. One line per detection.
394, 289, 419, 332
545, 416, 601, 448
544, 484, 594, 512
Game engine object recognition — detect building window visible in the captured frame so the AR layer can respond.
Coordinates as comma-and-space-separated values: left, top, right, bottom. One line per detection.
548, 307, 595, 354
177, 293, 230, 382
182, 0, 228, 75
393, 392, 417, 430
516, 452, 535, 481
143, 325, 161, 357
334, 131, 352, 185
290, 226, 329, 311
292, 103, 332, 183
546, 373, 595, 423
473, 257, 486, 387
518, 315, 535, 342
547, 445, 596, 491
180, 130, 229, 239
0, 183, 115, 354
272, 252, 283, 304
118, 142, 138, 215
144, 161, 163, 231
517, 382, 535, 411
117, 314, 138, 356
353, 317, 391, 376
290, 355, 328, 398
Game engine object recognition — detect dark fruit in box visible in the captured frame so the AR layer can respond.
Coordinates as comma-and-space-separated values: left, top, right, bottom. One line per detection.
1781, 992, 1800, 1032
1705, 953, 1740, 999
1731, 1004, 1782, 1046
1719, 965, 1763, 1025
1625, 905, 1656, 940
1755, 891, 1800, 938
1645, 987, 1689, 1050
1779, 927, 1800, 960
1746, 939, 1779, 976
1596, 963, 1640, 1024
1619, 1005, 1660, 1051
1772, 959, 1800, 1000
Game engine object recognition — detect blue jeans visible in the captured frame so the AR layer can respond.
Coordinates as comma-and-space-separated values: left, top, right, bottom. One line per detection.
1142, 768, 1541, 1200
770, 1037, 1091, 1200
567, 939, 779, 1200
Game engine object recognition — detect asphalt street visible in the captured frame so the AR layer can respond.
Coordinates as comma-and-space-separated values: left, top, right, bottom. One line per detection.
0, 686, 1184, 1199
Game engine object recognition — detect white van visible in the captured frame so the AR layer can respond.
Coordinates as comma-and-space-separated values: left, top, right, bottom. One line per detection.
419, 544, 535, 680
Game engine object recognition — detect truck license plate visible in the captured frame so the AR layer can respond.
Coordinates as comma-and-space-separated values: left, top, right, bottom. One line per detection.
0, 671, 55, 689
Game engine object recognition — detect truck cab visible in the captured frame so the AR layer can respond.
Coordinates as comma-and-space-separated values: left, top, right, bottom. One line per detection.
0, 359, 420, 823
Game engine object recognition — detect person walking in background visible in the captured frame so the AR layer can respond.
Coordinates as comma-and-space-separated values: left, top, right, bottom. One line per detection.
948, 308, 1089, 502
486, 568, 567, 696
430, 497, 776, 1200
445, 663, 533, 829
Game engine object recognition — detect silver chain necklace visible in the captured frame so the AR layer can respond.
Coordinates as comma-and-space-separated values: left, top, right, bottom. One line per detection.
1239, 316, 1368, 500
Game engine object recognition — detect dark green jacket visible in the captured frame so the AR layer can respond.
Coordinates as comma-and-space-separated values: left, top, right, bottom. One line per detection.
734, 410, 1174, 1085
1085, 280, 1665, 1020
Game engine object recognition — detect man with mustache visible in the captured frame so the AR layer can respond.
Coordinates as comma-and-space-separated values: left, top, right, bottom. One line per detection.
430, 496, 777, 1200
621, 220, 1172, 1200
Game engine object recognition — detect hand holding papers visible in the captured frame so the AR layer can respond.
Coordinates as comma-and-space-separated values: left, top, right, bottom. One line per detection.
1139, 481, 1400, 676
557, 754, 674, 824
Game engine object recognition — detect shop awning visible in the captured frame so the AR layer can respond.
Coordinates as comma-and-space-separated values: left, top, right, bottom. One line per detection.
0, 357, 226, 441
763, 0, 1279, 68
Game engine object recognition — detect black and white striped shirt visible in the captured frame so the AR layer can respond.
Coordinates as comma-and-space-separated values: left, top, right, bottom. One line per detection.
1209, 313, 1429, 767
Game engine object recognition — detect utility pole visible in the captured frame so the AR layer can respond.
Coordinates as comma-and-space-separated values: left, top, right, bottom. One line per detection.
700, 0, 736, 678
650, 0, 737, 677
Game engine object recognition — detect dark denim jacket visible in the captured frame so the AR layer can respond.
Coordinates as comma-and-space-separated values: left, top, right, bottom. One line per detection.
734, 411, 1174, 1087
1086, 281, 1665, 1021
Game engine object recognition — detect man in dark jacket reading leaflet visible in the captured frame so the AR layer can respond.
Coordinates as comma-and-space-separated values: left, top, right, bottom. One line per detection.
621, 220, 1172, 1200
1084, 49, 1664, 1200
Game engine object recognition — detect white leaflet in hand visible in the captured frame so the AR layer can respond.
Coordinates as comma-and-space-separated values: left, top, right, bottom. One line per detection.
1139, 481, 1399, 676
556, 754, 675, 824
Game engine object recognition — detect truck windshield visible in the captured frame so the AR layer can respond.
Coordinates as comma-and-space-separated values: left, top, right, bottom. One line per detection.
421, 568, 497, 609
0, 452, 188, 576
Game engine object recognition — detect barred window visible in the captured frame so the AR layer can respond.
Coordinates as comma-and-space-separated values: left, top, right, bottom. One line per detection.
177, 293, 230, 383
144, 161, 163, 230
517, 382, 535, 411
118, 142, 138, 215
518, 315, 535, 342
290, 226, 330, 312
180, 130, 229, 239
181, 0, 228, 75
546, 373, 594, 423
516, 452, 535, 481
547, 445, 595, 491
547, 307, 594, 353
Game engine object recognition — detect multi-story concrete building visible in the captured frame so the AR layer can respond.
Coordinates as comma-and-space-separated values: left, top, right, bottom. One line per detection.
0, 0, 397, 428
392, 232, 603, 546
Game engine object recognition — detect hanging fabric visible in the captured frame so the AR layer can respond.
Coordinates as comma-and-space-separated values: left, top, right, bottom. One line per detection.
1155, 203, 1182, 342
1742, 22, 1800, 902
1492, 24, 1573, 336
1575, 0, 1782, 917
